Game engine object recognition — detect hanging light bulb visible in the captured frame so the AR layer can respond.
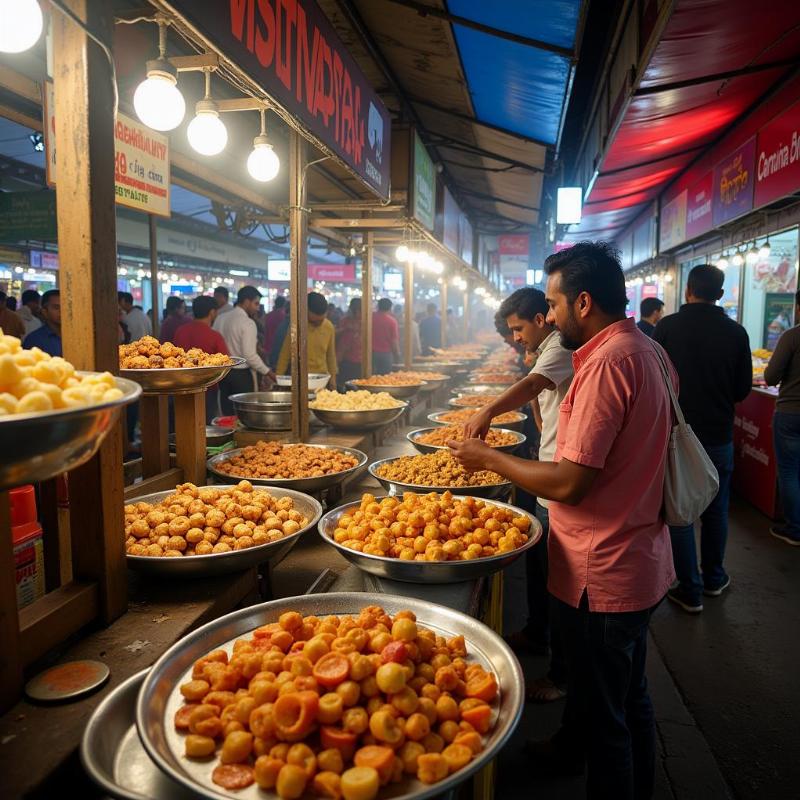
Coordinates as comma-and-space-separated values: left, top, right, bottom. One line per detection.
746, 242, 760, 264
716, 255, 729, 270
247, 108, 280, 181
187, 70, 227, 156
0, 0, 43, 53
396, 244, 409, 262
133, 20, 186, 132
731, 249, 744, 267
758, 239, 771, 259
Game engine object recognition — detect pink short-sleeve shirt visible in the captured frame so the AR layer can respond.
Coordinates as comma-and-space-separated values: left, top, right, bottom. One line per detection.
548, 318, 677, 612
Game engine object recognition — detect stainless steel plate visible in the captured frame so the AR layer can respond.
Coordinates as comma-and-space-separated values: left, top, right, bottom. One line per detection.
125, 486, 322, 577
229, 392, 292, 431
318, 499, 541, 584
310, 403, 407, 431
136, 592, 525, 800
0, 374, 141, 491
407, 427, 526, 455
427, 410, 527, 432
416, 375, 450, 394
367, 457, 512, 500
346, 380, 425, 400
207, 444, 368, 493
121, 358, 245, 395
81, 669, 195, 800
447, 395, 500, 409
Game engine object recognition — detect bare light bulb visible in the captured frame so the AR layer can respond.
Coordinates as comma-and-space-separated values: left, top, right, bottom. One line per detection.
396, 245, 409, 262
0, 0, 43, 53
134, 71, 185, 131
187, 101, 227, 156
247, 139, 280, 181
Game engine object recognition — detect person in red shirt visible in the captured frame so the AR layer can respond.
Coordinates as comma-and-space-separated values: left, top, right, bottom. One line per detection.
450, 241, 676, 799
159, 296, 190, 343
336, 297, 361, 390
263, 295, 287, 355
372, 297, 400, 374
174, 295, 229, 422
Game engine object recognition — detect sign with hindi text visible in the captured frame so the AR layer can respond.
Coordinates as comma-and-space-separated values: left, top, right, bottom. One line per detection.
114, 114, 170, 217
713, 137, 755, 226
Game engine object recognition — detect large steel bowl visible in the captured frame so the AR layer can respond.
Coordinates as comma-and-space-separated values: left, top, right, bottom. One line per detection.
368, 457, 512, 499
125, 486, 322, 577
346, 380, 425, 400
230, 391, 292, 431
319, 502, 541, 583
275, 373, 330, 391
207, 444, 368, 493
0, 375, 141, 491
452, 384, 510, 396
136, 592, 525, 800
416, 374, 450, 394
427, 410, 527, 432
310, 402, 408, 431
412, 361, 467, 378
120, 357, 245, 395
447, 395, 501, 409
407, 427, 527, 455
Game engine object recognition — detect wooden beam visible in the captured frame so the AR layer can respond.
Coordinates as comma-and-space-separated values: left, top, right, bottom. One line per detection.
404, 262, 414, 367
124, 468, 185, 501
54, 0, 127, 625
174, 392, 207, 484
309, 218, 407, 228
148, 214, 160, 337
289, 130, 310, 441
0, 64, 40, 103
361, 232, 373, 378
440, 279, 448, 348
140, 395, 170, 478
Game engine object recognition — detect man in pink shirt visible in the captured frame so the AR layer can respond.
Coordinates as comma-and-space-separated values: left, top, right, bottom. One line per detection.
372, 297, 400, 374
450, 241, 676, 799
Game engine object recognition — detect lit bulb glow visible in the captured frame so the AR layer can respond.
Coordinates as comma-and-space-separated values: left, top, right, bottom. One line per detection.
134, 74, 186, 131
0, 0, 43, 54
187, 111, 227, 156
247, 142, 280, 181
396, 245, 409, 262
759, 243, 771, 259
732, 252, 744, 267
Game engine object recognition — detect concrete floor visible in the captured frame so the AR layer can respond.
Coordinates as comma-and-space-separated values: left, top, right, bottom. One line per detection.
271, 420, 800, 800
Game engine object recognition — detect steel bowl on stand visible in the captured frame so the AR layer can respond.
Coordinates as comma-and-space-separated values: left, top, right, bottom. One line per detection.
406, 427, 527, 455
120, 358, 245, 395
310, 402, 408, 431
229, 391, 293, 431
346, 380, 425, 400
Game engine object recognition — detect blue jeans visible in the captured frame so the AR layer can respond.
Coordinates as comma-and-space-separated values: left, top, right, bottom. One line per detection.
555, 594, 656, 800
669, 441, 734, 603
774, 412, 800, 536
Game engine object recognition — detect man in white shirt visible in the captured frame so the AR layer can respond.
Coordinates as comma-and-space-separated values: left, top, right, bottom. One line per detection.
16, 289, 42, 335
463, 287, 573, 701
214, 286, 233, 315
118, 291, 152, 341
214, 285, 274, 414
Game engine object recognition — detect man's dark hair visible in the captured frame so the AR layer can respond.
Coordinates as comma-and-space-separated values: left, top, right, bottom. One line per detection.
427, 303, 437, 314
308, 291, 328, 316
6, 296, 16, 311
378, 298, 392, 312
274, 295, 286, 310
214, 286, 229, 301
543, 241, 628, 316
687, 264, 725, 302
165, 296, 184, 315
795, 290, 800, 307
0, 291, 6, 302
494, 311, 512, 338
41, 289, 59, 308
237, 285, 262, 304
499, 287, 548, 321
21, 289, 41, 306
118, 290, 133, 305
640, 297, 665, 318
348, 297, 361, 313
192, 295, 217, 320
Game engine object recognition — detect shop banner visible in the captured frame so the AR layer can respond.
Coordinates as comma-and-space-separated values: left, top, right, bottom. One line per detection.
412, 131, 435, 230
754, 100, 800, 209
30, 250, 60, 270
0, 191, 57, 243
659, 189, 687, 251
165, 0, 391, 200
308, 263, 356, 282
686, 171, 713, 239
114, 114, 170, 217
712, 137, 756, 226
498, 234, 529, 276
442, 189, 459, 253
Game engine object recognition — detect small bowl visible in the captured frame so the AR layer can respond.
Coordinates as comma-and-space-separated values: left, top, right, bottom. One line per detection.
230, 392, 292, 431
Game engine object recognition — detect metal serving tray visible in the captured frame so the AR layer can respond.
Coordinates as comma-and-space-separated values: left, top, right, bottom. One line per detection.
345, 380, 425, 399
125, 486, 322, 577
136, 592, 525, 800
406, 427, 526, 455
310, 403, 407, 431
427, 410, 527, 432
120, 358, 245, 395
318, 498, 540, 584
207, 444, 368, 493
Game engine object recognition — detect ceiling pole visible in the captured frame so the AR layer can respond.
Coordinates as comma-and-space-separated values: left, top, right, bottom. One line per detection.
440, 279, 448, 349
361, 233, 374, 379
404, 261, 414, 368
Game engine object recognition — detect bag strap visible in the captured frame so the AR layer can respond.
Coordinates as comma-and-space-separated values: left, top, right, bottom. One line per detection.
649, 342, 686, 427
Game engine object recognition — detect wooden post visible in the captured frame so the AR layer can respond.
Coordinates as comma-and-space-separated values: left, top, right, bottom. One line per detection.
440, 279, 448, 349
289, 129, 309, 441
361, 232, 373, 378
0, 492, 22, 711
140, 395, 170, 477
54, 0, 127, 623
404, 261, 414, 367
463, 283, 471, 344
149, 215, 160, 339
174, 392, 207, 484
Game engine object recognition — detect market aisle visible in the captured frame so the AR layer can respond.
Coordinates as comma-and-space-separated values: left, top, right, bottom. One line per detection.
650, 497, 800, 799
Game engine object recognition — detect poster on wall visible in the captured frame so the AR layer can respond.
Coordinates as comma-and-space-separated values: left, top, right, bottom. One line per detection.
763, 292, 795, 351
712, 137, 756, 226
412, 131, 436, 230
498, 234, 530, 277
686, 172, 713, 239
754, 100, 800, 209
659, 190, 687, 251
0, 191, 57, 243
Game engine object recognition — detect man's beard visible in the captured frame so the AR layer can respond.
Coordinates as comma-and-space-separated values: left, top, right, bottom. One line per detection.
558, 307, 583, 351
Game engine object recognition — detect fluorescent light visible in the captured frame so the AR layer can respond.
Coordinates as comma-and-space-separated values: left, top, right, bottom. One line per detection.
230, 269, 250, 277
556, 187, 582, 224
534, 269, 544, 284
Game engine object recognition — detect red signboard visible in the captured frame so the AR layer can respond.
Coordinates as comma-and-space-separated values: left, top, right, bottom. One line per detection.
712, 137, 756, 226
686, 171, 713, 240
498, 234, 529, 256
307, 263, 356, 282
165, 0, 391, 200
754, 100, 800, 209
732, 389, 779, 519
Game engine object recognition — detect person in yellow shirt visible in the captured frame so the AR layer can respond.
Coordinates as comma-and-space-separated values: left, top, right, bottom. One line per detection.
276, 291, 337, 388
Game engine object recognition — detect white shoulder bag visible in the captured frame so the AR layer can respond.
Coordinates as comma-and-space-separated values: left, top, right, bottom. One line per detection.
651, 344, 720, 526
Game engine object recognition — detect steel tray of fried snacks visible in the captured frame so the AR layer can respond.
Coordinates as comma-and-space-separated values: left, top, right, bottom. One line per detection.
406, 427, 526, 455
346, 380, 426, 399
427, 410, 527, 432
310, 403, 408, 431
136, 592, 525, 800
207, 445, 368, 493
125, 486, 322, 577
120, 358, 245, 395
